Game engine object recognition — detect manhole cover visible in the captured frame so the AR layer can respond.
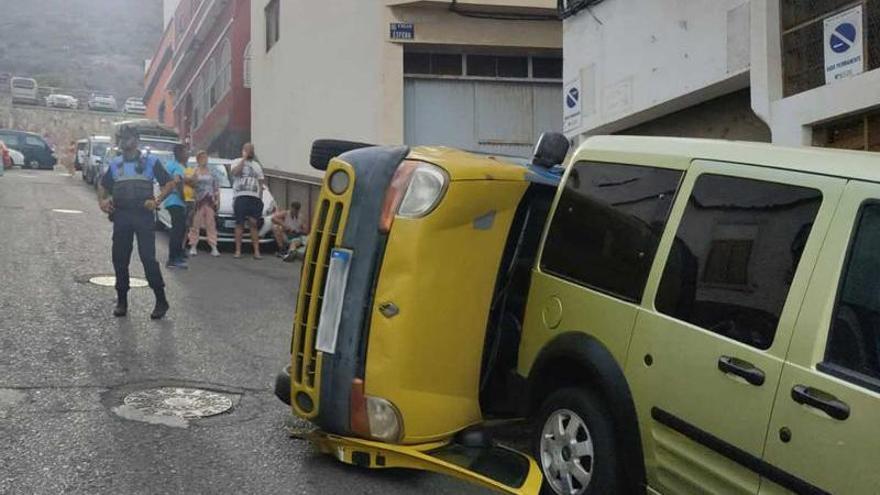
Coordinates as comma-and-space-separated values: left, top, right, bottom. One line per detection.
123, 387, 233, 419
89, 276, 148, 288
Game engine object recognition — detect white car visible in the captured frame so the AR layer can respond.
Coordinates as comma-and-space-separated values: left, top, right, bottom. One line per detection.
7, 148, 24, 167
123, 97, 146, 114
88, 93, 118, 112
46, 94, 78, 109
155, 157, 276, 244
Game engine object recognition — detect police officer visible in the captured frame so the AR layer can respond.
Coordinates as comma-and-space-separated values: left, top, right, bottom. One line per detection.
98, 125, 178, 319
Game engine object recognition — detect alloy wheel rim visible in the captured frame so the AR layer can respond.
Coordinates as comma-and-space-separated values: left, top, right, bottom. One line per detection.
540, 408, 595, 495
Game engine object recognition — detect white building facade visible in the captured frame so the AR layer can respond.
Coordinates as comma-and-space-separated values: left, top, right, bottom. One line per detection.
562, 0, 880, 150
250, 0, 562, 214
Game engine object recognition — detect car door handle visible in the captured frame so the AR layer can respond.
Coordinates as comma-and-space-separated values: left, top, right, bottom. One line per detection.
717, 355, 765, 386
791, 385, 850, 421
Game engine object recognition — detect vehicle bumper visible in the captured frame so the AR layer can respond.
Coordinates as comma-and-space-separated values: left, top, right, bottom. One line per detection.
303, 430, 543, 495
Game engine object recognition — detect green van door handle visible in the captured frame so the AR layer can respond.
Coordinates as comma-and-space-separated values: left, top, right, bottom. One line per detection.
791, 385, 850, 421
717, 355, 765, 386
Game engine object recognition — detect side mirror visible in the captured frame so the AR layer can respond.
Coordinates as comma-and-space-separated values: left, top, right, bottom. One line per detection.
310, 139, 374, 171
531, 132, 570, 168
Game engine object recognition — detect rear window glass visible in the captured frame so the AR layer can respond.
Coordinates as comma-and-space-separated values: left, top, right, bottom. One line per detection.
541, 161, 682, 302
825, 203, 880, 381
12, 79, 35, 89
0, 134, 20, 146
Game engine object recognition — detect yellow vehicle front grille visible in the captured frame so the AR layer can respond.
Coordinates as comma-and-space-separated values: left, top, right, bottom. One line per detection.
291, 171, 352, 418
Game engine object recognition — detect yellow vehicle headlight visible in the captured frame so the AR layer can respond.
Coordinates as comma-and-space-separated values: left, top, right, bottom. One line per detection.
398, 163, 447, 217
365, 396, 403, 442
380, 160, 449, 232
328, 169, 350, 195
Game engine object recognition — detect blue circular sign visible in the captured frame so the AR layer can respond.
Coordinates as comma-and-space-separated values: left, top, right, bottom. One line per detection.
830, 22, 857, 53
566, 88, 579, 109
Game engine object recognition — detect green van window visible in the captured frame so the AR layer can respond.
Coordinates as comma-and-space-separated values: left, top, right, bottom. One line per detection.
542, 161, 682, 302
655, 174, 822, 350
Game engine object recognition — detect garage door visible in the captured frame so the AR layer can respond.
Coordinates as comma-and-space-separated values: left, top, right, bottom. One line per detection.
404, 78, 562, 158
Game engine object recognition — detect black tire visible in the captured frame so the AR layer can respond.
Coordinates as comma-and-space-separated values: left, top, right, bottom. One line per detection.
534, 387, 620, 495
309, 139, 373, 171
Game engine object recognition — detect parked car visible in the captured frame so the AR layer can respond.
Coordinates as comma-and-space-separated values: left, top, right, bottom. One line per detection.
81, 136, 111, 184
0, 140, 23, 169
87, 93, 118, 112
95, 145, 120, 187
122, 97, 146, 114
75, 139, 87, 172
10, 77, 39, 105
45, 93, 78, 109
273, 135, 880, 495
0, 130, 57, 169
155, 156, 276, 243
6, 147, 23, 167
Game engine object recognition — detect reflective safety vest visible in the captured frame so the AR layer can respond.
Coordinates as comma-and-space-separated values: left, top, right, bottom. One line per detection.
110, 154, 158, 210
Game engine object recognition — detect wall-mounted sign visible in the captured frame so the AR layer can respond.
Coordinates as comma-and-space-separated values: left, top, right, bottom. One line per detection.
563, 77, 582, 133
824, 6, 863, 84
390, 23, 414, 40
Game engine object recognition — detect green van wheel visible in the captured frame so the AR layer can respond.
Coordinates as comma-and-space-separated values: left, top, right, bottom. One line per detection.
534, 387, 620, 495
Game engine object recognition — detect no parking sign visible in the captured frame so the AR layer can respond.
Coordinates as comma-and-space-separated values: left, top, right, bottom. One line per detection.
824, 6, 864, 84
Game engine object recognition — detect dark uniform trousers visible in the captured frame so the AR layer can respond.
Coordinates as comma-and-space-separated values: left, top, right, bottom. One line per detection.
112, 208, 164, 294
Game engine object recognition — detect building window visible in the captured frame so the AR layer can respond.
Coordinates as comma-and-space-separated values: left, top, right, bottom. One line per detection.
220, 38, 232, 95
813, 108, 880, 151
265, 0, 280, 52
206, 59, 217, 108
541, 162, 683, 303
781, 0, 880, 97
532, 57, 563, 79
403, 51, 562, 81
243, 42, 253, 88
655, 174, 823, 350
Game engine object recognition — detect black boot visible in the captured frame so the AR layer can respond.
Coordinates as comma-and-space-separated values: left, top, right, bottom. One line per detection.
150, 288, 169, 320
114, 291, 128, 317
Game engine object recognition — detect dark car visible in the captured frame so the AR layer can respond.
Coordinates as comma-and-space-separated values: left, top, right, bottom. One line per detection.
0, 129, 57, 169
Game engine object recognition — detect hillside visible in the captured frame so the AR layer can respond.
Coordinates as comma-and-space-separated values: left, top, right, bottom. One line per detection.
0, 0, 163, 100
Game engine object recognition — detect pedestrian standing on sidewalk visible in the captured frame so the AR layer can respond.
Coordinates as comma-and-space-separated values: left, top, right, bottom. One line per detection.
187, 150, 221, 257
230, 142, 266, 259
183, 157, 196, 255
98, 125, 176, 319
163, 144, 189, 269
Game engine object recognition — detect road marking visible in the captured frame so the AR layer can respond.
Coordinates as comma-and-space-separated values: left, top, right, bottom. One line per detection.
52, 208, 84, 214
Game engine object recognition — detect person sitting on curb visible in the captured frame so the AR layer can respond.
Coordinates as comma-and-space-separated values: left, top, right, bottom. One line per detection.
271, 201, 308, 261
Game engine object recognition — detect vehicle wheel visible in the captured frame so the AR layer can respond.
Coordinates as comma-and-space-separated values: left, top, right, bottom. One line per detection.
534, 388, 619, 495
27, 160, 38, 169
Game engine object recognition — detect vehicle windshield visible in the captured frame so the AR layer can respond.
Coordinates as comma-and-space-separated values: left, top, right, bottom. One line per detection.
92, 144, 109, 157
188, 159, 232, 188
12, 79, 35, 89
140, 139, 178, 153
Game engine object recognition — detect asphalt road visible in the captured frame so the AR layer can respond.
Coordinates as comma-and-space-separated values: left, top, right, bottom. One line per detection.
0, 168, 488, 494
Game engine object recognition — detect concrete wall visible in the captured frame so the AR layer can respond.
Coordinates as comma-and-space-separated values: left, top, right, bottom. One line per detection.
251, 1, 561, 182
564, 0, 880, 147
619, 89, 770, 142
563, 0, 751, 139
0, 96, 126, 166
750, 0, 880, 146
251, 1, 396, 182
